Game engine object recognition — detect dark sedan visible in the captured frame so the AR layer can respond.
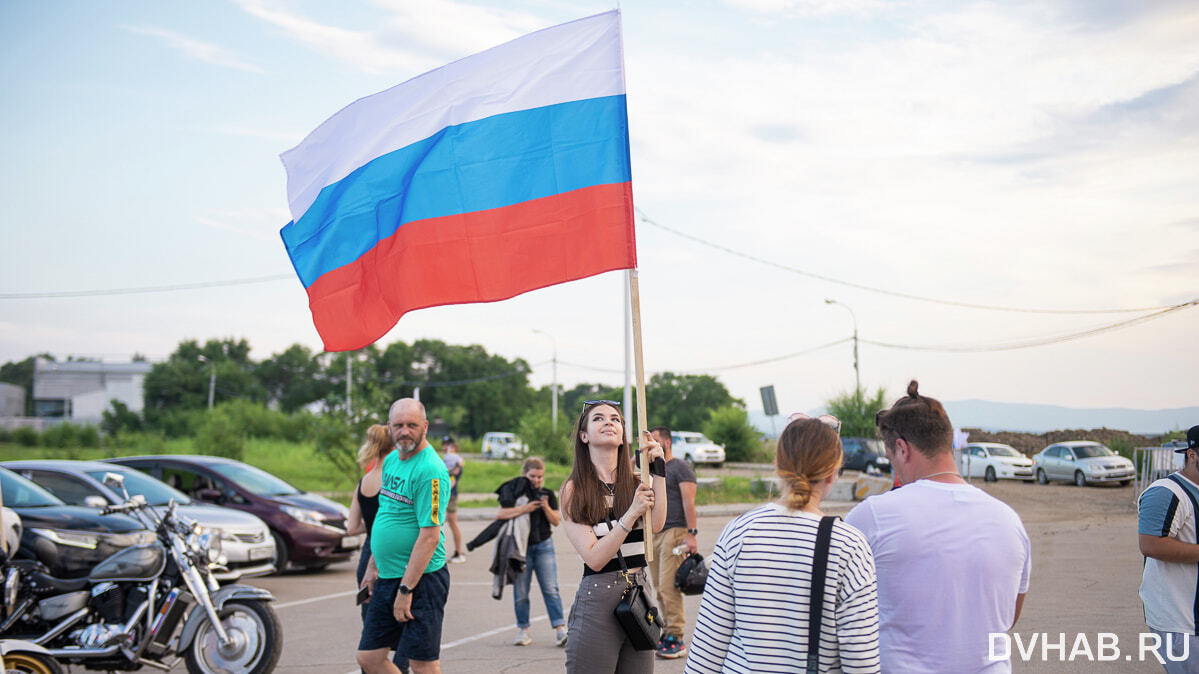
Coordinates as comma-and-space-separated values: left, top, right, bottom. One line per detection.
106, 455, 361, 572
0, 467, 155, 578
840, 437, 892, 475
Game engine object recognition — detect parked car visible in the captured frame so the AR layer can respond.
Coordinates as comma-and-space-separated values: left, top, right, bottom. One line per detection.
0, 466, 155, 578
958, 443, 1034, 482
1032, 441, 1136, 486
3, 459, 276, 581
105, 455, 361, 572
840, 437, 891, 475
481, 432, 528, 460
670, 431, 726, 467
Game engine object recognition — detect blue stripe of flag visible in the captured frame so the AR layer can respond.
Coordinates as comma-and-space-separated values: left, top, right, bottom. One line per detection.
281, 94, 631, 288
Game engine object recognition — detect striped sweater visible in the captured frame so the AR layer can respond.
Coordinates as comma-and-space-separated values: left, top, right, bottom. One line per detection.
686, 504, 880, 674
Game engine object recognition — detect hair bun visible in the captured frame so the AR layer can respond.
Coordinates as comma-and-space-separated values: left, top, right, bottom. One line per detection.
907, 380, 920, 398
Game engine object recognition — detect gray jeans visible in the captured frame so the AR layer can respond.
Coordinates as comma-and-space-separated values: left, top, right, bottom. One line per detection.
565, 569, 656, 673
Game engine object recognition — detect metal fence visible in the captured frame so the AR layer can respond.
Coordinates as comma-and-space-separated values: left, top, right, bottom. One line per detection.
1133, 447, 1185, 499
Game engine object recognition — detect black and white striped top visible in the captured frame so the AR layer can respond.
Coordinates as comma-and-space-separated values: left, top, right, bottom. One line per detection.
583, 514, 646, 575
686, 504, 880, 674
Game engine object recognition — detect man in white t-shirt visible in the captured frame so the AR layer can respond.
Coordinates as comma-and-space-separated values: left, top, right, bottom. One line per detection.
1138, 424, 1199, 673
845, 380, 1031, 673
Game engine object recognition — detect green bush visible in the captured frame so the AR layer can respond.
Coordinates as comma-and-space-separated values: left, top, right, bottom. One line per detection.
101, 400, 142, 436
194, 407, 246, 461
77, 425, 100, 448
312, 416, 362, 485
516, 409, 571, 465
155, 408, 204, 438
42, 423, 80, 448
0, 426, 10, 443
12, 427, 39, 447
703, 405, 759, 463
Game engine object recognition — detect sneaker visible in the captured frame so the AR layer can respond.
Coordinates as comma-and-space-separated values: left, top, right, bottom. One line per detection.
514, 628, 532, 646
657, 634, 686, 659
449, 553, 467, 564
555, 626, 568, 647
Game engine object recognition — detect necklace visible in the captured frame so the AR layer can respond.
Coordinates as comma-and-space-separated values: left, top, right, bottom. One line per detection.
600, 480, 616, 497
915, 470, 962, 482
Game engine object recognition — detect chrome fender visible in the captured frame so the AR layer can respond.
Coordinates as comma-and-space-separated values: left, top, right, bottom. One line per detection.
0, 638, 56, 657
177, 584, 274, 652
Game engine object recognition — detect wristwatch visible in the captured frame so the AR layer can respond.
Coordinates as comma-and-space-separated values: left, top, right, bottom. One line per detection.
398, 583, 413, 596
686, 528, 698, 535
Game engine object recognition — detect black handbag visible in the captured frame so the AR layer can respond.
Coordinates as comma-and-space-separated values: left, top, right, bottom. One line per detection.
612, 546, 661, 650
674, 552, 708, 595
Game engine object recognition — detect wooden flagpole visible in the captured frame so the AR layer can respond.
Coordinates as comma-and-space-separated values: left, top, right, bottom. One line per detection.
627, 268, 653, 562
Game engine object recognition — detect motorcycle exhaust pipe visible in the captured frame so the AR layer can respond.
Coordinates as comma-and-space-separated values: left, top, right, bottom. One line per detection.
44, 644, 121, 657
32, 607, 89, 645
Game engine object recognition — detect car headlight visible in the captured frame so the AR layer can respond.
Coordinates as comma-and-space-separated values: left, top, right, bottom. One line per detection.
108, 531, 158, 547
283, 505, 326, 527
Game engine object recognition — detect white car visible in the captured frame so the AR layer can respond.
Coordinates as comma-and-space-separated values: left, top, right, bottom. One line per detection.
481, 432, 528, 460
670, 431, 726, 467
958, 443, 1034, 482
1032, 441, 1136, 487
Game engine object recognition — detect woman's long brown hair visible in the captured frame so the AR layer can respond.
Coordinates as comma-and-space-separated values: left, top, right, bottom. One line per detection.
564, 403, 636, 525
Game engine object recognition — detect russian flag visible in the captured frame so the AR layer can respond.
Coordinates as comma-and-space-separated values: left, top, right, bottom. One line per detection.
279, 10, 636, 352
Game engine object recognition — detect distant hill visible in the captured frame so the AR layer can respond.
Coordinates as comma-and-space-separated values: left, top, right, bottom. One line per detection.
749, 400, 1197, 436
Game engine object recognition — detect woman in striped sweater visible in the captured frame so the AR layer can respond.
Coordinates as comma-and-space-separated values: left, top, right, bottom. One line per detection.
561, 401, 667, 673
686, 417, 881, 674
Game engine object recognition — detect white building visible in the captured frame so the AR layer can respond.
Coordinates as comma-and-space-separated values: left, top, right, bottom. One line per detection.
0, 382, 24, 417
33, 358, 153, 423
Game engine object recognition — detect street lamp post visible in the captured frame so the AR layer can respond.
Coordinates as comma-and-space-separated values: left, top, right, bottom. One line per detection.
824, 299, 860, 394
532, 329, 558, 431
197, 356, 215, 410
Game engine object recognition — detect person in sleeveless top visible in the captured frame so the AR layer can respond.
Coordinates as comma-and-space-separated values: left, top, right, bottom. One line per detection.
560, 401, 667, 673
347, 424, 409, 674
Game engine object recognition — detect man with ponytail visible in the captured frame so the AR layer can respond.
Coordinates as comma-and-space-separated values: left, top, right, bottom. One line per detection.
845, 381, 1031, 674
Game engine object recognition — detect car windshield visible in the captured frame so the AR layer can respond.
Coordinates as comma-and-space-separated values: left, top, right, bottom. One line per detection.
681, 436, 706, 444
987, 446, 1022, 458
208, 462, 300, 497
1073, 444, 1114, 459
85, 468, 191, 506
0, 468, 65, 508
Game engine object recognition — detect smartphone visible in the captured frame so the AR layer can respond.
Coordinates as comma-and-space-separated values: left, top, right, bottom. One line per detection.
355, 586, 371, 605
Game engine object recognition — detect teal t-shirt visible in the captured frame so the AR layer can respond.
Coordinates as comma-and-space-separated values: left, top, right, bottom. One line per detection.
371, 443, 450, 579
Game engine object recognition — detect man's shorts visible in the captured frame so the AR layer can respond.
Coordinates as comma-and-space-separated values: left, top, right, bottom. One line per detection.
447, 491, 459, 514
358, 566, 450, 662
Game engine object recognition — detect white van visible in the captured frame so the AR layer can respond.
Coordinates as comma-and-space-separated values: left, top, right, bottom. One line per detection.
670, 431, 726, 467
481, 432, 528, 460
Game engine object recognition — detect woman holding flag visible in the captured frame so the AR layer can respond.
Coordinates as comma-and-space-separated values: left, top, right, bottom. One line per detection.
561, 400, 667, 672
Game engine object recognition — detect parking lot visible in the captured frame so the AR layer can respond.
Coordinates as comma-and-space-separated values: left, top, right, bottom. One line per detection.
140, 477, 1159, 673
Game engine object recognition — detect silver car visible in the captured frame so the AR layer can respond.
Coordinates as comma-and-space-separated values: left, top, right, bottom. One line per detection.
1032, 441, 1136, 487
3, 460, 276, 581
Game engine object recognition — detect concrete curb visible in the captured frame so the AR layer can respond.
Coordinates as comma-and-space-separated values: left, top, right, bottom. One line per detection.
455, 499, 856, 522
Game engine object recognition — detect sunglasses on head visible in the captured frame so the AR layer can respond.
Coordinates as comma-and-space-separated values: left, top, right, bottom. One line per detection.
787, 412, 841, 433
582, 399, 622, 410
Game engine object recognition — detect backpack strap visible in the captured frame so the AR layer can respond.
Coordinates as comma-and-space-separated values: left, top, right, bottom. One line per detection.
807, 515, 838, 674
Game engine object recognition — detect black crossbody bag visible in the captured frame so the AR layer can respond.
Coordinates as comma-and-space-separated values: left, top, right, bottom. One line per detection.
609, 509, 661, 651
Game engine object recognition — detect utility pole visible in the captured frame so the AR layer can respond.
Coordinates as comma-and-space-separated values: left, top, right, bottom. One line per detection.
346, 356, 353, 420
197, 356, 215, 410
825, 299, 860, 394
532, 329, 558, 431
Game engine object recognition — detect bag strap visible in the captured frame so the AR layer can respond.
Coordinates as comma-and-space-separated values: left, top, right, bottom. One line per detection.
609, 507, 633, 588
806, 515, 837, 674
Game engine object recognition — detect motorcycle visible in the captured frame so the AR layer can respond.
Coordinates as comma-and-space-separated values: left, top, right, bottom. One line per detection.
0, 474, 282, 673
1, 508, 63, 674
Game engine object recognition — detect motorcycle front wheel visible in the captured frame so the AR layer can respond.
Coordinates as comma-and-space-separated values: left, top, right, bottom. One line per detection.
2, 652, 63, 674
184, 600, 283, 674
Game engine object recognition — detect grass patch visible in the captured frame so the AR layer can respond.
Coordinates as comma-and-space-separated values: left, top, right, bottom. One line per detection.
456, 457, 570, 494
694, 476, 769, 506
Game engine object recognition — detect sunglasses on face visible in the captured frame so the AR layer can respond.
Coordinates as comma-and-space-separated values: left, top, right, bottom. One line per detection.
787, 412, 841, 433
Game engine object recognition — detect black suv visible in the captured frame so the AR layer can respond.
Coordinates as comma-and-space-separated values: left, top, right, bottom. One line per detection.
840, 437, 891, 475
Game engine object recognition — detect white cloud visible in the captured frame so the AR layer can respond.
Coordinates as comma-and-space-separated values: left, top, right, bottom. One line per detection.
122, 25, 265, 74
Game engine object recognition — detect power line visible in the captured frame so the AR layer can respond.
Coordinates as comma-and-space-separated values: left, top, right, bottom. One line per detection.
636, 208, 1175, 315
0, 274, 293, 299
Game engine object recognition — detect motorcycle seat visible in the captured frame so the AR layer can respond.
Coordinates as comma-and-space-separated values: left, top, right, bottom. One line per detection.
29, 571, 89, 593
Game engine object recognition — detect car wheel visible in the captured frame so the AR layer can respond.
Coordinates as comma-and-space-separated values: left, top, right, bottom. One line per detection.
711, 462, 724, 469
1036, 468, 1048, 485
1074, 470, 1087, 487
271, 531, 290, 574
984, 466, 997, 482
1119, 479, 1131, 487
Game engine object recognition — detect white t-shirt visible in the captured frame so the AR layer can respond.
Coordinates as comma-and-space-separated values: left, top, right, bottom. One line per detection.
845, 481, 1031, 674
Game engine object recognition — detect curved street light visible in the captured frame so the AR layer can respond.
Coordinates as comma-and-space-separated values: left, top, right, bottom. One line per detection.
824, 299, 860, 394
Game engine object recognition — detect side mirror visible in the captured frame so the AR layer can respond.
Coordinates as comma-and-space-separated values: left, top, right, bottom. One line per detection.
102, 472, 126, 489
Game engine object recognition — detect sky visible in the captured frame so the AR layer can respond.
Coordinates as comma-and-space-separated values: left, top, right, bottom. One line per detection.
1, 0, 1197, 421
